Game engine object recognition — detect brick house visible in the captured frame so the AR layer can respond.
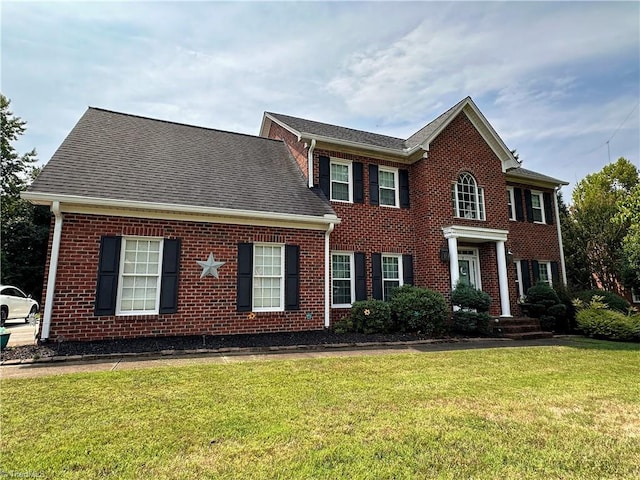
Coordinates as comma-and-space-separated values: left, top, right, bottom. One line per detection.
24, 96, 568, 342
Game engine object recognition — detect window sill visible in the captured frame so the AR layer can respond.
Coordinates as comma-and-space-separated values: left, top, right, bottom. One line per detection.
332, 304, 352, 309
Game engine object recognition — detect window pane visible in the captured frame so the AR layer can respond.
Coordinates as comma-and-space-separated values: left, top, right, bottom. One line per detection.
379, 170, 395, 189
382, 257, 399, 279
332, 254, 351, 279
331, 163, 349, 182
253, 245, 283, 309
333, 280, 352, 305
119, 239, 162, 313
383, 280, 400, 301
332, 182, 350, 201
380, 188, 396, 206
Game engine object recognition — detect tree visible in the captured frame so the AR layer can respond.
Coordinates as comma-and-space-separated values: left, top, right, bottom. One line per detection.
0, 94, 50, 301
558, 191, 591, 290
614, 183, 640, 291
569, 157, 639, 293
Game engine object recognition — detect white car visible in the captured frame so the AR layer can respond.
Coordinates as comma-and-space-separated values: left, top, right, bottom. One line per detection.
1, 285, 39, 326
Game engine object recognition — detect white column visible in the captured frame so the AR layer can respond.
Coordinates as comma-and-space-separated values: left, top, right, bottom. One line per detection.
495, 240, 512, 317
447, 236, 459, 290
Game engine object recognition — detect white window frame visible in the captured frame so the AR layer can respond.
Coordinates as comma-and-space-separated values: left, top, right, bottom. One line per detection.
631, 288, 640, 304
116, 236, 164, 316
331, 251, 355, 308
537, 261, 552, 286
378, 166, 400, 208
514, 260, 525, 299
330, 159, 353, 203
252, 243, 285, 312
382, 254, 403, 300
507, 187, 516, 221
453, 172, 486, 220
531, 191, 546, 224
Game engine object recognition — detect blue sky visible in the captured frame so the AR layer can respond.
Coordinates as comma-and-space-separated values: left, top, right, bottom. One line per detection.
2, 1, 639, 199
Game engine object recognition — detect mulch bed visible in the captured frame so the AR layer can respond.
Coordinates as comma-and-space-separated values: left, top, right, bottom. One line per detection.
0, 330, 455, 362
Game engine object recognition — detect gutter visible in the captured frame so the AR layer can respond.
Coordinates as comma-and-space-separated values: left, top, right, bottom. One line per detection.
41, 201, 63, 341
307, 138, 316, 188
554, 186, 568, 286
324, 223, 335, 328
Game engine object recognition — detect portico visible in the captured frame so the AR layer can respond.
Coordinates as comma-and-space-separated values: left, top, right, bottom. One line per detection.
442, 225, 512, 317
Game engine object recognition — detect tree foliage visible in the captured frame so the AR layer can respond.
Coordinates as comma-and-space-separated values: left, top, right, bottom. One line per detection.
0, 94, 49, 301
613, 183, 640, 290
557, 191, 591, 290
568, 157, 639, 294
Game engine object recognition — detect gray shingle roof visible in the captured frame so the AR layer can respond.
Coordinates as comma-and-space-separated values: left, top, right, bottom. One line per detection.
27, 108, 335, 217
506, 167, 568, 186
404, 97, 468, 149
266, 112, 407, 150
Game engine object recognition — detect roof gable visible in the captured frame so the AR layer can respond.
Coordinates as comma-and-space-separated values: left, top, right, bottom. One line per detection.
260, 97, 521, 172
27, 108, 335, 220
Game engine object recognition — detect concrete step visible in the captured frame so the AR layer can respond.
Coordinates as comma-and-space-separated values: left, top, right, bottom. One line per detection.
503, 331, 554, 340
500, 325, 543, 334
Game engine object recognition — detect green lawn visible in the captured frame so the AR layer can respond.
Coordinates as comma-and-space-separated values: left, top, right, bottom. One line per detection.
1, 339, 639, 479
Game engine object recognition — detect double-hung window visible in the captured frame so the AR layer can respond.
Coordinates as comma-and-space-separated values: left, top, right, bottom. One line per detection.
117, 237, 163, 315
632, 289, 640, 303
531, 191, 545, 223
537, 261, 552, 286
507, 187, 516, 221
332, 252, 354, 307
379, 167, 399, 207
330, 160, 352, 202
453, 172, 485, 220
253, 244, 284, 311
382, 254, 403, 300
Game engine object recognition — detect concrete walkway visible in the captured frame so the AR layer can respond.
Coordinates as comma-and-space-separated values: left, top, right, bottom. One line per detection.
3, 321, 37, 347
0, 337, 575, 380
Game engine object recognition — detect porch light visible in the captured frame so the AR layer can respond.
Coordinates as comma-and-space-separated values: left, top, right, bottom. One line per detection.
506, 249, 514, 264
439, 246, 450, 263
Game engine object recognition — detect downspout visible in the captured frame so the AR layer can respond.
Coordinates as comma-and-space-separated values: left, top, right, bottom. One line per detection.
554, 186, 568, 286
41, 201, 63, 341
324, 222, 335, 328
307, 138, 316, 188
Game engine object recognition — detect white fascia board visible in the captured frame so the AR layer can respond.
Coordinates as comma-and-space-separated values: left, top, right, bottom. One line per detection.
442, 225, 509, 242
262, 113, 302, 139
505, 172, 569, 188
22, 192, 340, 230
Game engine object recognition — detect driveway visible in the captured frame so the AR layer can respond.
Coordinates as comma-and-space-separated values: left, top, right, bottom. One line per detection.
3, 321, 38, 347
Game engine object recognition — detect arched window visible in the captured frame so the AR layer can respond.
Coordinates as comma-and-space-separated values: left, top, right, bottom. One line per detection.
452, 172, 485, 220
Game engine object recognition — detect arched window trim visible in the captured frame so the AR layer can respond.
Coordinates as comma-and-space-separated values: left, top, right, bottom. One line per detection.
452, 172, 486, 220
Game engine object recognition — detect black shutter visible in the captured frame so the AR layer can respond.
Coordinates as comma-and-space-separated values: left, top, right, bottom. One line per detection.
353, 162, 364, 203
319, 156, 330, 199
532, 260, 540, 284
403, 254, 414, 285
514, 187, 524, 221
520, 260, 531, 294
371, 253, 382, 300
369, 164, 379, 206
285, 245, 300, 311
94, 236, 121, 316
551, 261, 560, 285
524, 189, 534, 223
543, 192, 554, 225
159, 238, 181, 314
236, 243, 253, 312
399, 169, 410, 208
355, 252, 366, 301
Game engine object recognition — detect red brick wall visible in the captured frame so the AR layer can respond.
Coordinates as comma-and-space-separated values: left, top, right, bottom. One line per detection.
268, 122, 309, 178
42, 214, 326, 341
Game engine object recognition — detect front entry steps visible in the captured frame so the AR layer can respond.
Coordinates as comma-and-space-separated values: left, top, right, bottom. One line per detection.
492, 317, 553, 340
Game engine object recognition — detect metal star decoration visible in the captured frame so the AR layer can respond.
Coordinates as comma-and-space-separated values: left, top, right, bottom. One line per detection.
196, 253, 226, 279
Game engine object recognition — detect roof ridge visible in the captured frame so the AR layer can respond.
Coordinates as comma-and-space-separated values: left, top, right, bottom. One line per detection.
266, 111, 406, 142
88, 107, 285, 144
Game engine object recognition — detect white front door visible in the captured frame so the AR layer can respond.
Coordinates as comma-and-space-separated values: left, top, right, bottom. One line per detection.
457, 249, 481, 289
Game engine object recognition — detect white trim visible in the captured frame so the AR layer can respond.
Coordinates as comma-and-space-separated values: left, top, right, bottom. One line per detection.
41, 201, 62, 340
515, 260, 525, 298
307, 138, 316, 188
21, 192, 340, 230
507, 187, 516, 221
442, 225, 509, 242
457, 247, 482, 291
324, 223, 335, 327
554, 186, 568, 286
252, 243, 285, 312
631, 288, 640, 304
495, 241, 512, 317
331, 251, 355, 308
116, 237, 164, 316
330, 158, 353, 203
378, 166, 400, 208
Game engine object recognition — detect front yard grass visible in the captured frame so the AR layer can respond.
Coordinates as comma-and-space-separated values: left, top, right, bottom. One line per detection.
1, 339, 639, 479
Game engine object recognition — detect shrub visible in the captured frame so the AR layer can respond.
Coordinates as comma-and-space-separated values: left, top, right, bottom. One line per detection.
450, 282, 492, 335
576, 308, 640, 342
332, 316, 354, 334
575, 290, 630, 313
389, 285, 449, 335
525, 282, 566, 332
349, 299, 393, 334
553, 284, 577, 333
